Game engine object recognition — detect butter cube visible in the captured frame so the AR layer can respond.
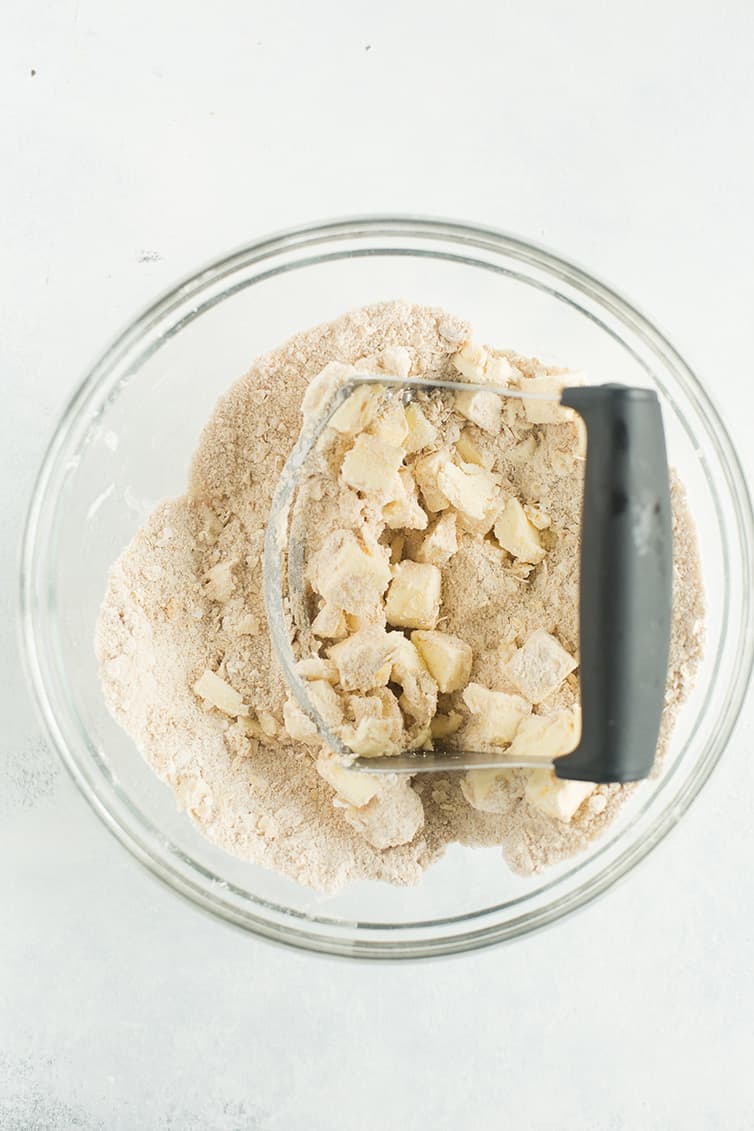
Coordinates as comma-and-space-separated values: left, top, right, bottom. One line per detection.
461, 768, 510, 813
344, 603, 387, 633
525, 768, 595, 822
348, 686, 404, 739
342, 780, 424, 848
378, 345, 412, 378
413, 451, 450, 512
370, 402, 409, 447
282, 697, 316, 743
404, 403, 438, 452
387, 633, 438, 727
454, 389, 502, 434
258, 711, 279, 737
316, 753, 382, 807
282, 679, 343, 744
202, 559, 236, 603
295, 657, 339, 682
306, 679, 343, 727
462, 683, 531, 745
411, 630, 473, 693
507, 708, 579, 761
505, 630, 577, 703
455, 428, 492, 469
485, 355, 517, 385
341, 716, 401, 758
193, 668, 249, 717
309, 530, 391, 613
353, 354, 380, 374
382, 468, 429, 531
328, 626, 393, 691
302, 361, 356, 423
310, 602, 348, 640
341, 433, 404, 494
414, 512, 458, 565
385, 561, 441, 630
524, 503, 551, 530
521, 375, 567, 424
452, 341, 488, 381
493, 498, 545, 564
329, 382, 381, 434
437, 460, 501, 534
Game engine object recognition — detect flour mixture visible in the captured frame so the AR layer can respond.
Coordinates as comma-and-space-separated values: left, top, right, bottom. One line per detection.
96, 302, 703, 891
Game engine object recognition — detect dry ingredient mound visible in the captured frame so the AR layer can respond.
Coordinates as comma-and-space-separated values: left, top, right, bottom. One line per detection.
96, 301, 704, 892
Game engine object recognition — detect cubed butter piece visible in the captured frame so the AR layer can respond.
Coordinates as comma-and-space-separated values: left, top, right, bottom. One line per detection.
341, 716, 401, 758
382, 467, 429, 531
414, 512, 458, 565
193, 669, 249, 717
507, 709, 580, 761
344, 603, 387, 633
309, 530, 391, 613
521, 375, 568, 424
316, 753, 382, 807
461, 768, 510, 813
202, 560, 236, 603
341, 433, 404, 494
404, 403, 438, 452
282, 697, 317, 744
258, 711, 279, 737
525, 769, 595, 823
378, 345, 412, 379
452, 341, 488, 381
524, 503, 551, 530
411, 630, 473, 693
342, 780, 424, 848
387, 633, 438, 727
437, 460, 501, 534
413, 451, 450, 512
310, 602, 348, 640
455, 428, 493, 469
385, 561, 441, 630
282, 678, 343, 744
370, 402, 409, 447
328, 626, 393, 692
454, 389, 503, 434
505, 630, 577, 703
462, 683, 531, 745
493, 498, 545, 564
485, 355, 518, 385
306, 679, 343, 727
296, 657, 339, 682
302, 361, 357, 423
348, 686, 404, 743
329, 382, 381, 434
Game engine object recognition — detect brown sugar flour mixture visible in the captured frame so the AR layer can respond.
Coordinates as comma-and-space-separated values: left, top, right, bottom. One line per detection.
96, 302, 704, 891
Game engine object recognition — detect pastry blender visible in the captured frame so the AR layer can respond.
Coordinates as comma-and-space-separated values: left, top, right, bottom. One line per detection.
264, 375, 672, 785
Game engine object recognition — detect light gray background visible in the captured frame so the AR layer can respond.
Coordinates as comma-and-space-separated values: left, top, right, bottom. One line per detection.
3, 2, 753, 1128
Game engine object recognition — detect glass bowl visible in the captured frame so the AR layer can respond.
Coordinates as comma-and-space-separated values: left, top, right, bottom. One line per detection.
20, 217, 754, 958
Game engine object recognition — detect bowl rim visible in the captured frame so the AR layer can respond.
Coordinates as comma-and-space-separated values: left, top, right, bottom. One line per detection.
18, 215, 754, 958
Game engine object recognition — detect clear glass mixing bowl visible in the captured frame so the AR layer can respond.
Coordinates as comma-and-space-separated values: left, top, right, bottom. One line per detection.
19, 218, 754, 958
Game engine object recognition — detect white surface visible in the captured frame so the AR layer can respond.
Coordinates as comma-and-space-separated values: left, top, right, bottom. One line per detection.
3, 1, 754, 1127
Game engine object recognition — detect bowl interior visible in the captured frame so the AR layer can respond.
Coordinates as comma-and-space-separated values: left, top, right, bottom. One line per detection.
23, 222, 752, 955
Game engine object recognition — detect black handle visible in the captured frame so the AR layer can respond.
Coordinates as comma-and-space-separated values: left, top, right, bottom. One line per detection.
554, 385, 673, 784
